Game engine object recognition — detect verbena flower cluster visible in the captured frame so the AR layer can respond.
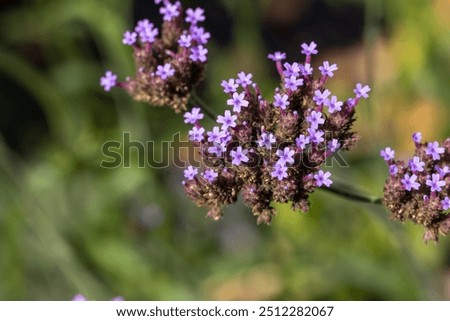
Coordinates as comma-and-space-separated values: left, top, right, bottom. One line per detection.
182, 42, 370, 224
100, 0, 210, 113
381, 134, 450, 242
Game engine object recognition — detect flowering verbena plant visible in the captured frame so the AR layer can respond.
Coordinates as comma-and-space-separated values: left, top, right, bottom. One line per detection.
100, 0, 210, 112
182, 42, 370, 224
381, 134, 450, 242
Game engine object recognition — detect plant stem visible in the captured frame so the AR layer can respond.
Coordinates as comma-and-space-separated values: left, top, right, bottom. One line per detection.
321, 185, 383, 205
191, 90, 217, 120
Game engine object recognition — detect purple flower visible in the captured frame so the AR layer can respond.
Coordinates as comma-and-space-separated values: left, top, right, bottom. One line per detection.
401, 173, 420, 191
135, 19, 152, 34
284, 76, 304, 91
207, 126, 226, 143
139, 25, 159, 43
325, 96, 343, 113
184, 107, 204, 124
190, 45, 208, 62
203, 169, 218, 182
276, 147, 295, 165
436, 165, 450, 177
184, 166, 198, 180
190, 26, 210, 44
271, 163, 288, 181
185, 7, 205, 25
380, 147, 395, 161
188, 126, 205, 142
412, 132, 422, 144
353, 83, 371, 99
389, 164, 398, 176
178, 34, 192, 47
156, 63, 175, 80
442, 197, 450, 211
258, 132, 276, 149
319, 61, 338, 77
268, 51, 286, 61
300, 41, 318, 56
313, 89, 331, 105
283, 62, 301, 77
273, 93, 290, 110
426, 173, 446, 192
217, 110, 237, 130
208, 142, 226, 156
327, 139, 341, 152
306, 110, 325, 129
230, 146, 249, 165
307, 128, 325, 145
100, 71, 117, 92
221, 78, 238, 94
425, 141, 445, 161
301, 63, 313, 76
295, 134, 310, 149
72, 294, 87, 301
236, 72, 253, 87
314, 170, 332, 187
409, 156, 425, 172
122, 31, 137, 45
227, 92, 249, 113
160, 2, 180, 21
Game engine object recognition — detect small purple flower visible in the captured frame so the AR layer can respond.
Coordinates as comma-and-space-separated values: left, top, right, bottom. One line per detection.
442, 197, 450, 211
122, 31, 137, 45
301, 41, 318, 56
190, 26, 210, 44
185, 7, 205, 25
325, 96, 343, 113
327, 139, 341, 152
188, 126, 205, 142
436, 165, 450, 177
203, 169, 218, 182
190, 45, 208, 62
72, 294, 87, 301
221, 78, 238, 94
100, 71, 117, 92
208, 142, 225, 157
283, 62, 301, 77
425, 141, 445, 161
284, 76, 304, 91
389, 164, 398, 176
295, 134, 310, 149
207, 126, 226, 143
156, 63, 175, 80
380, 147, 395, 161
178, 34, 192, 47
401, 173, 420, 191
258, 132, 276, 149
271, 163, 288, 181
412, 132, 422, 144
306, 110, 325, 129
230, 146, 249, 165
135, 19, 152, 34
276, 147, 295, 165
227, 92, 249, 113
307, 128, 325, 145
160, 2, 180, 21
313, 89, 331, 105
267, 51, 286, 61
319, 61, 338, 77
314, 170, 332, 187
139, 25, 159, 43
184, 166, 198, 180
301, 63, 313, 76
273, 93, 290, 110
426, 173, 446, 192
184, 107, 204, 124
236, 72, 253, 87
217, 110, 237, 130
409, 156, 425, 172
353, 83, 371, 99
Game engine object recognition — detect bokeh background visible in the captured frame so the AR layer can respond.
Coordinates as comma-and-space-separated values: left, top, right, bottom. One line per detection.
0, 0, 449, 300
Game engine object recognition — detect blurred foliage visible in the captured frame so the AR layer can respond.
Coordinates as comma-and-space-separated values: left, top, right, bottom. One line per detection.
0, 0, 448, 300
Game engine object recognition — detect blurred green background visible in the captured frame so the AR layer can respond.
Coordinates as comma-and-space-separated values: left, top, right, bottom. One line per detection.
0, 0, 449, 300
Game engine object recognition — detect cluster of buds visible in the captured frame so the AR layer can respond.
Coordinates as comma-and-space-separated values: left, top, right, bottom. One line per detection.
182, 42, 370, 224
381, 134, 450, 242
100, 0, 210, 112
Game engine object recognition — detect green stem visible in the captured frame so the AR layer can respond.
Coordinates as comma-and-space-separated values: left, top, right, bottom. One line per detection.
191, 90, 217, 120
321, 185, 383, 205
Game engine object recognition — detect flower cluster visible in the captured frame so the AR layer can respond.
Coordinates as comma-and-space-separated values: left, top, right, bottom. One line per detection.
381, 134, 450, 242
100, 0, 210, 113
182, 42, 370, 224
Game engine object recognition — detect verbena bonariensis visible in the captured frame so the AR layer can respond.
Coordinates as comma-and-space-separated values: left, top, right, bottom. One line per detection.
381, 134, 450, 242
182, 42, 370, 224
100, 0, 209, 113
